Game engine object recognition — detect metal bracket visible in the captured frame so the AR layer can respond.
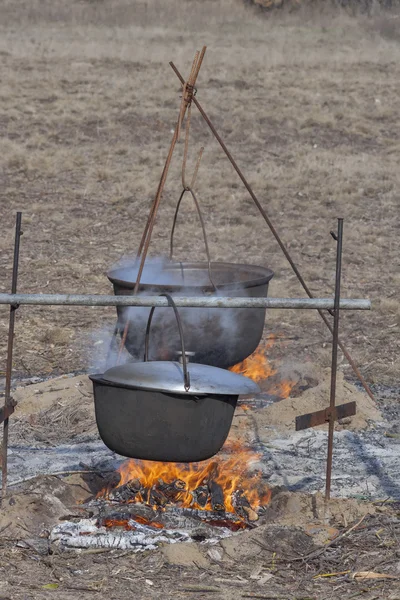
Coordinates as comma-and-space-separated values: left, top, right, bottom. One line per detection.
296, 401, 356, 431
0, 399, 17, 426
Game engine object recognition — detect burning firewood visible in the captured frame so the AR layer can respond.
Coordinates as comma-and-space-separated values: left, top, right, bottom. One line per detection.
206, 463, 225, 512
147, 484, 168, 507
108, 478, 142, 502
157, 479, 186, 503
207, 479, 225, 512
145, 479, 187, 508
208, 480, 225, 512
192, 485, 209, 508
232, 489, 259, 522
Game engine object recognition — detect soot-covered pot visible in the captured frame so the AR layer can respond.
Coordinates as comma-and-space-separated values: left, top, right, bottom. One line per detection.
90, 360, 259, 462
108, 260, 274, 369
90, 294, 260, 462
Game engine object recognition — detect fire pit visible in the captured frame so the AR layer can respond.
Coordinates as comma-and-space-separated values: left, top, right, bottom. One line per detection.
101, 446, 270, 521
108, 261, 274, 369
51, 444, 272, 552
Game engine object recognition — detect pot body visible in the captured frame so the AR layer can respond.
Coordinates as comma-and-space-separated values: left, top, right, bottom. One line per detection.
90, 374, 238, 462
108, 262, 274, 369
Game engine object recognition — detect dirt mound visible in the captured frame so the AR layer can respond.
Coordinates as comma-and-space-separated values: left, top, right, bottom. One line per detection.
257, 370, 382, 435
263, 488, 376, 528
11, 374, 97, 446
0, 474, 93, 540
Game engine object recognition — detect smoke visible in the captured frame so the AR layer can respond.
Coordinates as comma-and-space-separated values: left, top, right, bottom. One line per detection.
90, 256, 271, 373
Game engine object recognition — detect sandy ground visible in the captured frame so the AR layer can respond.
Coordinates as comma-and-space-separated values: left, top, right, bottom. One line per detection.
0, 0, 399, 387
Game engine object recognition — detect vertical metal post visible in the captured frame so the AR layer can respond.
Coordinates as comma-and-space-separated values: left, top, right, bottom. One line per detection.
325, 218, 343, 501
1, 212, 22, 503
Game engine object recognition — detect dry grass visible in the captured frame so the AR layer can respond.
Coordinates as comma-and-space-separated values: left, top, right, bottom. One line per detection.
12, 396, 96, 445
0, 0, 399, 383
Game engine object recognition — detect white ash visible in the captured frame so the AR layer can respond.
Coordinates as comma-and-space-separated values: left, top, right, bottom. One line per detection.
50, 518, 229, 551
261, 426, 400, 499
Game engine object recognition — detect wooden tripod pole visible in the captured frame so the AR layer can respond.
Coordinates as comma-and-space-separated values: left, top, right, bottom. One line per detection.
169, 61, 374, 402
118, 47, 207, 359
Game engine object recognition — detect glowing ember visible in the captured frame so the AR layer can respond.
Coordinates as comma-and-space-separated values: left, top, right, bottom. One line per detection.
103, 518, 136, 530
100, 443, 270, 517
229, 336, 295, 398
204, 519, 248, 532
103, 516, 164, 530
132, 515, 164, 529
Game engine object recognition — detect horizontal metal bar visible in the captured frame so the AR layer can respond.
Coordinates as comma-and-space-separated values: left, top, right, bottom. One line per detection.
0, 293, 371, 310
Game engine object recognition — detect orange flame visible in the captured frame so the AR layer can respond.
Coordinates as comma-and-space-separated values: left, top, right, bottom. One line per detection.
229, 337, 295, 398
101, 442, 270, 514
131, 515, 164, 529
229, 349, 276, 383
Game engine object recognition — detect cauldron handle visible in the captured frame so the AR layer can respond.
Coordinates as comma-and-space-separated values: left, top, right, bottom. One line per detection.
144, 293, 191, 392
169, 188, 217, 291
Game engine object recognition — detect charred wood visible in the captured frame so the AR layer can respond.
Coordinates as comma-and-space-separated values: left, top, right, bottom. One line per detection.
192, 485, 209, 508
205, 464, 225, 512
108, 478, 142, 502
93, 503, 161, 522
157, 479, 186, 503
144, 479, 185, 507
145, 484, 167, 507
208, 480, 225, 512
97, 510, 135, 528
232, 489, 259, 522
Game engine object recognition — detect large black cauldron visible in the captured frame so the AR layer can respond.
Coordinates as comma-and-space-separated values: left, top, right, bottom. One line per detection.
108, 261, 274, 369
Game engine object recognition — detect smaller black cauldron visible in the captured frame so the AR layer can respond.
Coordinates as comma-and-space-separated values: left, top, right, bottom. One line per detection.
90, 295, 259, 462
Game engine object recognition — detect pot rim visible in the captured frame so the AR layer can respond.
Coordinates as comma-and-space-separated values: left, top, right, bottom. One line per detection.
107, 261, 274, 292
89, 373, 240, 399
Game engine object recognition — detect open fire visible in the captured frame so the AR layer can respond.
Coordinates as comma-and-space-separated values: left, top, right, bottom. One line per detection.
95, 342, 295, 530
52, 442, 272, 552
99, 443, 270, 528
229, 336, 295, 399
50, 345, 305, 551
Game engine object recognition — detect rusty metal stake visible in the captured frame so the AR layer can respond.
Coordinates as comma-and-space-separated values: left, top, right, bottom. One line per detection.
294, 220, 353, 498
1, 212, 22, 503
325, 218, 343, 501
169, 61, 375, 404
